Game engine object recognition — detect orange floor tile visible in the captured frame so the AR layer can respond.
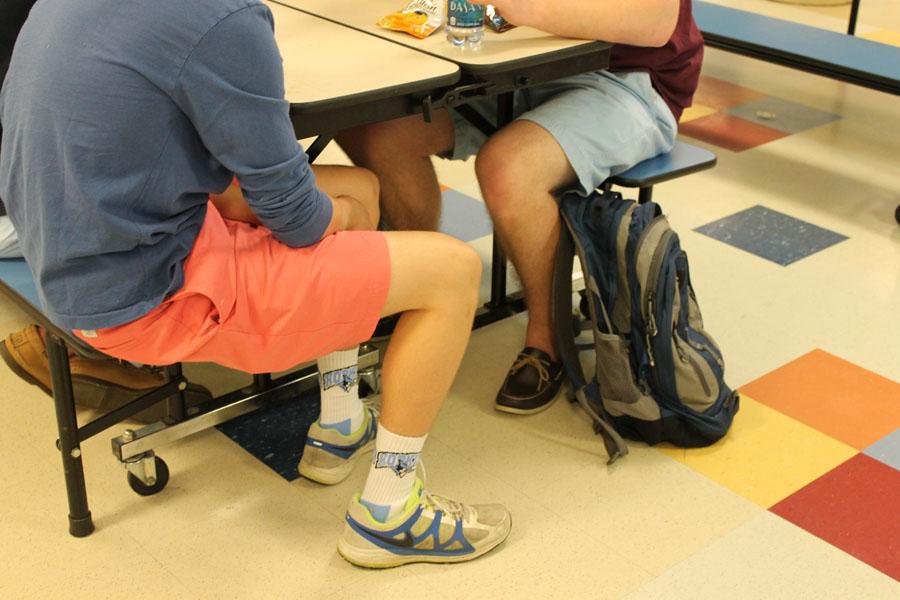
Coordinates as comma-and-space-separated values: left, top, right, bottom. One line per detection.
741, 349, 900, 450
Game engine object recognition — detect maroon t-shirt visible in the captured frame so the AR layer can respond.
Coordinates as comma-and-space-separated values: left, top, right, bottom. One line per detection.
608, 0, 703, 122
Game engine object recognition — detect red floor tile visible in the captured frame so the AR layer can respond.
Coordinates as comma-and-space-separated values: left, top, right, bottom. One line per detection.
741, 349, 900, 450
771, 454, 900, 581
679, 113, 788, 152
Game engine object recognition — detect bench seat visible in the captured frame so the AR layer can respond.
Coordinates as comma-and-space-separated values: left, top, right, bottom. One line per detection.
605, 140, 717, 203
695, 1, 900, 95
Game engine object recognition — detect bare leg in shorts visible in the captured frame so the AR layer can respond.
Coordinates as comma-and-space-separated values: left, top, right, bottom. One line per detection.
213, 164, 480, 436
337, 113, 575, 362
211, 165, 511, 567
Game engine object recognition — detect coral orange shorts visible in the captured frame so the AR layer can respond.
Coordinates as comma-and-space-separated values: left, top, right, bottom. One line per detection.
74, 202, 390, 373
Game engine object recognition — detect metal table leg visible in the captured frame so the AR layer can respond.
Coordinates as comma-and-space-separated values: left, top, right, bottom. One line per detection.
847, 0, 861, 35
47, 334, 94, 537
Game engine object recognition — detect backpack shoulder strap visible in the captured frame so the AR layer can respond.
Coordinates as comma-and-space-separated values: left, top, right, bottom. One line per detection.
554, 192, 629, 463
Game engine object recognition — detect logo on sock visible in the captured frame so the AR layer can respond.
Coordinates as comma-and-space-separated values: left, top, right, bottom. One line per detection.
322, 366, 358, 393
374, 452, 419, 478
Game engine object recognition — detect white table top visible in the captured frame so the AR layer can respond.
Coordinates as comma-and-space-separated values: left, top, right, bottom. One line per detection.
271, 0, 606, 71
267, 1, 459, 107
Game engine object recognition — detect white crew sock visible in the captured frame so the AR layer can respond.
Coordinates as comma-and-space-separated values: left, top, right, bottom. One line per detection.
317, 348, 363, 436
359, 424, 427, 522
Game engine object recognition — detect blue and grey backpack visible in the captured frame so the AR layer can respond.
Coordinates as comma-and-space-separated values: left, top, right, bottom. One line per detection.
553, 188, 740, 463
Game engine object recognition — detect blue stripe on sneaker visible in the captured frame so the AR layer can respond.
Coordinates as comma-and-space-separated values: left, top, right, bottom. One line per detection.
319, 418, 353, 436
305, 414, 376, 459
345, 508, 476, 557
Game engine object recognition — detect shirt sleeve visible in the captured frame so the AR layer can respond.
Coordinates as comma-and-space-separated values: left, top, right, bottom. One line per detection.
171, 4, 331, 247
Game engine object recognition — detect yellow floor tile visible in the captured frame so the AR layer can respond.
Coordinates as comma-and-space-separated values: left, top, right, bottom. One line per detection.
657, 395, 858, 507
861, 29, 900, 47
680, 102, 719, 122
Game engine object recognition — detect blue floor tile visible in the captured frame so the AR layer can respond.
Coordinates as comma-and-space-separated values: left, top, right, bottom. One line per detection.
864, 427, 900, 471
439, 189, 493, 242
727, 96, 841, 134
694, 205, 848, 266
217, 390, 320, 481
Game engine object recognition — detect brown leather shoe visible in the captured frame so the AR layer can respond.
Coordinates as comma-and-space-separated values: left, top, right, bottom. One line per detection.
494, 347, 565, 415
0, 325, 211, 423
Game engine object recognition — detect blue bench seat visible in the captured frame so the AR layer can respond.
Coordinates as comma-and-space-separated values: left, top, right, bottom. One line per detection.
605, 140, 717, 203
695, 1, 900, 95
0, 258, 38, 305
0, 258, 107, 358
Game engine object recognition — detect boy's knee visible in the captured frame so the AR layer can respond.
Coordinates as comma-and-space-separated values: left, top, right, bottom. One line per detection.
362, 168, 382, 225
474, 137, 504, 186
457, 242, 482, 287
475, 138, 531, 209
361, 167, 379, 196
339, 120, 400, 158
357, 167, 380, 205
340, 114, 446, 161
441, 238, 482, 296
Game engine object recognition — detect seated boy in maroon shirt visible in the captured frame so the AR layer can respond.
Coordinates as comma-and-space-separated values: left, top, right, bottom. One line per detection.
337, 0, 703, 414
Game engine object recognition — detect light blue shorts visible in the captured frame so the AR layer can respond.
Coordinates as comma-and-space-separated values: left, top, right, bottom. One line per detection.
446, 71, 678, 194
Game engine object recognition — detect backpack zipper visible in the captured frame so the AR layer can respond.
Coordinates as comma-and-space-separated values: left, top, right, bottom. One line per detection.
645, 293, 657, 367
687, 334, 724, 370
642, 229, 674, 370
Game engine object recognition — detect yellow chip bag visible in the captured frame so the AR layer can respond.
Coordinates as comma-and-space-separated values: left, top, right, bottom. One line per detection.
377, 0, 444, 40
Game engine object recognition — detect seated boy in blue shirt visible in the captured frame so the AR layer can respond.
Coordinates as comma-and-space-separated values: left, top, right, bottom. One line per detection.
1, 0, 510, 567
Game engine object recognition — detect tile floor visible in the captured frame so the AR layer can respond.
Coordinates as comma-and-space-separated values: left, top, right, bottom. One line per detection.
1, 0, 899, 598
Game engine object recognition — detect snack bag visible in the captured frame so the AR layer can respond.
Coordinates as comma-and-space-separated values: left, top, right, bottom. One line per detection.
485, 5, 515, 32
377, 0, 444, 39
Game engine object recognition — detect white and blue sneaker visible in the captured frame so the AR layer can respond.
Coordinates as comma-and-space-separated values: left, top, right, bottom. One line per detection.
338, 478, 512, 568
298, 403, 378, 485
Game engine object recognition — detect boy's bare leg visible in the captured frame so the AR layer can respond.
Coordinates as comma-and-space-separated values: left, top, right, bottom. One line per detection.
475, 120, 576, 360
377, 231, 480, 435
337, 231, 511, 568
336, 111, 454, 231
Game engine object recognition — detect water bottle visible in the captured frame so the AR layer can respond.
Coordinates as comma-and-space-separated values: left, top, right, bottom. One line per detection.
446, 0, 484, 48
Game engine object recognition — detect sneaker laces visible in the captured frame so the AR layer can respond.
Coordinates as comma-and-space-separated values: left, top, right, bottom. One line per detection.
510, 354, 550, 386
424, 490, 475, 522
414, 461, 472, 521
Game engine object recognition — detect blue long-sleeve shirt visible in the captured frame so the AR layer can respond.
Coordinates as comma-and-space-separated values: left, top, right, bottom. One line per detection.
0, 0, 332, 330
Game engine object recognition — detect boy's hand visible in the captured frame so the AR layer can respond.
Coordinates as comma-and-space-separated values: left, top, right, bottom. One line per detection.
469, 0, 678, 47
469, 0, 539, 28
210, 180, 261, 225
323, 194, 378, 238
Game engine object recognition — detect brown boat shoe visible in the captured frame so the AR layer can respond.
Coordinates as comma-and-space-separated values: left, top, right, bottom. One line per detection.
0, 324, 211, 423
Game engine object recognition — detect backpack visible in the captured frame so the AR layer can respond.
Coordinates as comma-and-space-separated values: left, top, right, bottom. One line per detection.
552, 188, 740, 463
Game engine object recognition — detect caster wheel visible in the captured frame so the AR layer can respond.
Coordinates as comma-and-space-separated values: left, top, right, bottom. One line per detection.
127, 456, 169, 496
